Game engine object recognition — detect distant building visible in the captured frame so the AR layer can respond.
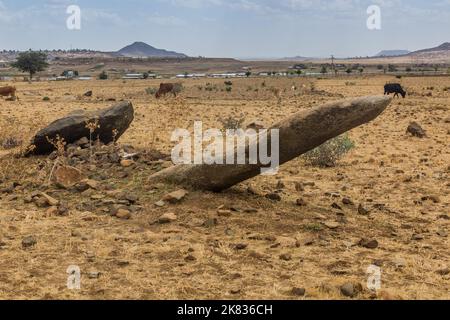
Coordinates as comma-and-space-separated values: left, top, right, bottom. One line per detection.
122, 73, 144, 79
210, 72, 246, 78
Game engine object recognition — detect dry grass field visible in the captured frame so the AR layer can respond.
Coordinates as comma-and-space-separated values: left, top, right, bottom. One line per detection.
0, 75, 449, 300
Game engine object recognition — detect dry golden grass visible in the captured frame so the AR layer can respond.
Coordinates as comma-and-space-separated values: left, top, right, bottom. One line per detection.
0, 75, 449, 300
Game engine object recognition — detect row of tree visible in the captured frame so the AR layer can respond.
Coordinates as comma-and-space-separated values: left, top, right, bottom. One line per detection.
8, 50, 448, 80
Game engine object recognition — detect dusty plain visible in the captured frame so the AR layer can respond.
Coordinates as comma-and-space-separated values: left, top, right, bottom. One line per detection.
0, 74, 449, 299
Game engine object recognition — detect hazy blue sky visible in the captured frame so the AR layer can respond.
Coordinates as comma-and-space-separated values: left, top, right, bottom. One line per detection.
1, 0, 449, 58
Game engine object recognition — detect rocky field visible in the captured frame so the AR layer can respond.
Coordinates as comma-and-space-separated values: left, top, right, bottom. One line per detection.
0, 75, 448, 299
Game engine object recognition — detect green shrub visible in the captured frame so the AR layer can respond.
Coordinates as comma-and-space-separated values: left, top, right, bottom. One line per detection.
43, 96, 50, 101
303, 134, 355, 167
98, 71, 108, 80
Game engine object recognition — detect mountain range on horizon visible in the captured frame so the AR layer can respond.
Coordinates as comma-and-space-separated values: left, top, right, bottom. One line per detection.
1, 41, 450, 62
375, 50, 411, 57
113, 41, 187, 58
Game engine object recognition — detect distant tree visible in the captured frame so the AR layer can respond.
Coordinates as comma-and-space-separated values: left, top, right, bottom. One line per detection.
74, 70, 79, 77
143, 72, 149, 79
99, 71, 108, 80
359, 68, 364, 74
296, 70, 302, 76
11, 50, 49, 80
406, 67, 412, 72
320, 66, 328, 74
346, 68, 352, 74
388, 64, 397, 72
377, 65, 384, 70
245, 71, 251, 77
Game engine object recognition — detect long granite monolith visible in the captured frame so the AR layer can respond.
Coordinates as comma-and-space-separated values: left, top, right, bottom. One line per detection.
148, 96, 392, 191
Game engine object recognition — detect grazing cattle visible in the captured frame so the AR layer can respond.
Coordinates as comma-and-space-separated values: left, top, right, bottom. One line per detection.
384, 83, 406, 98
0, 86, 17, 99
155, 83, 181, 99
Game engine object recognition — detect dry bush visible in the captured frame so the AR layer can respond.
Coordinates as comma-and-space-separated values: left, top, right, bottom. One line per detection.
219, 115, 245, 131
0, 117, 28, 150
145, 87, 158, 95
303, 134, 355, 167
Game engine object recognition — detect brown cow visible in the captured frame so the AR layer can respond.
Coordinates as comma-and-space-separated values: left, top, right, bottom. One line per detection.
155, 83, 181, 99
0, 86, 17, 99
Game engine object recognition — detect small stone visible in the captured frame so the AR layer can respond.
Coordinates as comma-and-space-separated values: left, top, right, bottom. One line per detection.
116, 260, 130, 267
265, 193, 281, 201
393, 258, 406, 269
158, 212, 177, 224
421, 195, 441, 203
71, 230, 82, 237
162, 189, 188, 204
154, 200, 166, 207
230, 288, 241, 295
296, 198, 307, 206
22, 236, 37, 248
75, 136, 90, 145
85, 179, 100, 190
120, 159, 134, 167
279, 253, 292, 261
359, 238, 379, 249
331, 202, 343, 210
247, 186, 257, 194
358, 204, 369, 215
437, 230, 448, 238
407, 122, 426, 138
412, 234, 424, 241
53, 165, 85, 189
244, 208, 258, 213
436, 268, 449, 276
39, 192, 59, 207
324, 221, 339, 229
23, 195, 34, 204
340, 282, 362, 298
91, 194, 105, 200
116, 209, 131, 220
342, 198, 354, 205
45, 206, 59, 216
234, 243, 248, 250
184, 254, 197, 262
291, 287, 306, 296
125, 193, 139, 203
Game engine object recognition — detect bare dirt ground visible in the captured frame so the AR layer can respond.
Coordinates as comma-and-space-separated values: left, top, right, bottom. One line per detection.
0, 75, 448, 300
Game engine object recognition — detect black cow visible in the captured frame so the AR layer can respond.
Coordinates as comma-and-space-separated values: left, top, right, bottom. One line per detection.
384, 83, 406, 98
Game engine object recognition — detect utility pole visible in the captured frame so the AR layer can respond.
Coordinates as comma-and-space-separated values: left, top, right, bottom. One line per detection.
331, 55, 336, 76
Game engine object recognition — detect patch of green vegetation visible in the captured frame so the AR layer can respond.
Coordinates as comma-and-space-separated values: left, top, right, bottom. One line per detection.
303, 134, 355, 167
